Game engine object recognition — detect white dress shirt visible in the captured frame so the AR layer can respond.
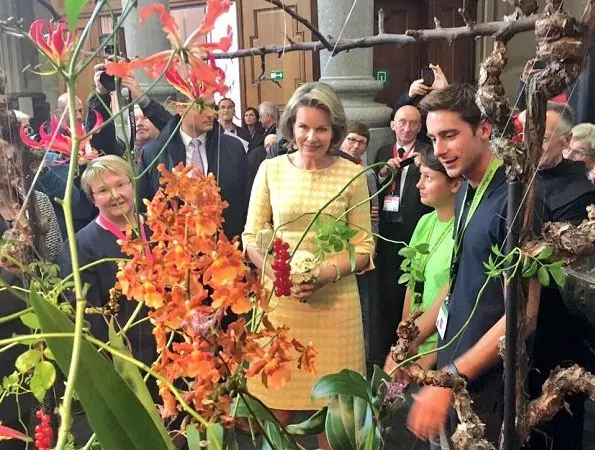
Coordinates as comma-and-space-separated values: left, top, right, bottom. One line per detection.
379, 140, 417, 197
180, 129, 208, 173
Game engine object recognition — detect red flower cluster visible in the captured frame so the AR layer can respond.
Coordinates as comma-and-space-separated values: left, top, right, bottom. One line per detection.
106, 0, 231, 102
115, 163, 316, 425
34, 410, 53, 450
29, 20, 74, 68
272, 238, 292, 296
20, 111, 103, 158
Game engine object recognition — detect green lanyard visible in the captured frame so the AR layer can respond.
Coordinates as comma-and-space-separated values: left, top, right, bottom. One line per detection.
448, 157, 503, 293
420, 215, 454, 274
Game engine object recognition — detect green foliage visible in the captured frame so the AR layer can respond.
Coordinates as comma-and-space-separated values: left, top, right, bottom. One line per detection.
15, 349, 41, 373
286, 407, 328, 436
30, 284, 175, 450
108, 320, 171, 445
308, 367, 400, 450
186, 423, 230, 450
312, 369, 372, 404
20, 312, 41, 329
232, 394, 294, 449
486, 246, 566, 289
65, 0, 90, 33
29, 360, 56, 402
397, 243, 430, 305
312, 216, 358, 270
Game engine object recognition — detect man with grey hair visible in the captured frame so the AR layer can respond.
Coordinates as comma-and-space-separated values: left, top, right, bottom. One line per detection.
526, 102, 595, 450
567, 123, 595, 183
253, 101, 278, 149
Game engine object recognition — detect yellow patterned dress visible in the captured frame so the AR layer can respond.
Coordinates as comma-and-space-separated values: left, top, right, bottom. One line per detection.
242, 154, 375, 410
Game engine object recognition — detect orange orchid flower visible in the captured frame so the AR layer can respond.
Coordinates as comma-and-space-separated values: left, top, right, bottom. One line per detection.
29, 19, 74, 68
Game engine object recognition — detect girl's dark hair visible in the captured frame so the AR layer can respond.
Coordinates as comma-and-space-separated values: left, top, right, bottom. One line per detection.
242, 107, 260, 126
419, 146, 455, 180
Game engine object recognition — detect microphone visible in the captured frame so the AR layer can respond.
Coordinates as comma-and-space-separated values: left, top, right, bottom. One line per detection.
397, 156, 416, 170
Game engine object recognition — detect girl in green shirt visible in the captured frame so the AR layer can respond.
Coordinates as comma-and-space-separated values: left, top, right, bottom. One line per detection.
385, 147, 461, 373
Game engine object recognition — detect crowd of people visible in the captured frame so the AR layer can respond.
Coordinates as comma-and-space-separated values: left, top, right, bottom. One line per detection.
11, 61, 595, 449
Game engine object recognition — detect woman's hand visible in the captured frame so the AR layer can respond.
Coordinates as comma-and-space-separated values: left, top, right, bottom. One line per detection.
290, 265, 334, 302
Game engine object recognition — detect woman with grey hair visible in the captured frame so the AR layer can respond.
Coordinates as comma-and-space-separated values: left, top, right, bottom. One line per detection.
59, 155, 155, 364
242, 82, 375, 447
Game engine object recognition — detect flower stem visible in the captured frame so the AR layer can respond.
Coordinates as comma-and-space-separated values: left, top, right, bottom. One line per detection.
53, 78, 88, 450
0, 307, 33, 325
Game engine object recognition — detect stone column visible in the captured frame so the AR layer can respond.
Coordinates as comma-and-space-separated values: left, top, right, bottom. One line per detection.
123, 0, 174, 101
317, 0, 393, 163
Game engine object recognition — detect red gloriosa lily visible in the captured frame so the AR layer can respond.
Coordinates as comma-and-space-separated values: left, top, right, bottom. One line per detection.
29, 19, 74, 67
0, 424, 29, 442
105, 0, 232, 101
20, 110, 103, 157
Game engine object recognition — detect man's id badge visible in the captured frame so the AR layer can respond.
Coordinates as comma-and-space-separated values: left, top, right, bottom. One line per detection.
436, 302, 449, 339
383, 195, 400, 212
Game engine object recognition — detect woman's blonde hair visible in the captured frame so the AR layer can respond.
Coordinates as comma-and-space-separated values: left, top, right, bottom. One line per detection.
81, 155, 134, 199
279, 82, 346, 149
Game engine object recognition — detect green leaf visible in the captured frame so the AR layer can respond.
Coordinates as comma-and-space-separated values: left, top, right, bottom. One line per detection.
363, 425, 381, 450
287, 407, 327, 436
522, 260, 538, 278
186, 423, 202, 450
65, 0, 89, 33
108, 320, 171, 445
397, 273, 410, 284
537, 266, 550, 287
347, 244, 356, 272
15, 349, 42, 373
232, 394, 278, 424
312, 369, 372, 403
30, 284, 175, 450
29, 361, 56, 402
2, 372, 19, 390
398, 247, 416, 259
343, 229, 358, 240
325, 395, 375, 450
20, 312, 41, 330
206, 423, 224, 450
261, 421, 293, 450
491, 244, 504, 258
370, 365, 390, 396
325, 395, 355, 450
537, 246, 553, 261
414, 243, 430, 254
548, 265, 566, 288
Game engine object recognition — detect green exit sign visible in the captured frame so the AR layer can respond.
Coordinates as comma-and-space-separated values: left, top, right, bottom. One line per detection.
375, 69, 389, 87
270, 70, 284, 80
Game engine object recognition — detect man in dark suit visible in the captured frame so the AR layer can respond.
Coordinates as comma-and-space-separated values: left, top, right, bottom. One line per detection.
138, 99, 249, 241
251, 101, 278, 150
370, 104, 432, 365
217, 97, 252, 150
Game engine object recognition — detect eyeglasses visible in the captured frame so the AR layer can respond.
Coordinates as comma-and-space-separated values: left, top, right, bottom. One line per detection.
346, 137, 368, 147
92, 180, 132, 197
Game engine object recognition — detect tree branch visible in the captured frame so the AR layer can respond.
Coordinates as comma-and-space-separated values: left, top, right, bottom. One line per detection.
264, 0, 333, 50
34, 0, 62, 21
518, 365, 595, 443
378, 8, 385, 35
212, 16, 538, 60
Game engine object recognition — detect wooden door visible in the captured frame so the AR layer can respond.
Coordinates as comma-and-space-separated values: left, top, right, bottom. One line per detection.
373, 1, 425, 108
426, 0, 478, 84
373, 0, 478, 109
238, 0, 316, 112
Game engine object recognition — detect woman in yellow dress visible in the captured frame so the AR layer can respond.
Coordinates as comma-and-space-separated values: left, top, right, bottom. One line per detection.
242, 82, 375, 445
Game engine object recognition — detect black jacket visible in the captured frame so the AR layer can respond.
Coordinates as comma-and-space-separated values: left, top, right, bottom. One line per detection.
251, 124, 277, 149
138, 117, 249, 241
86, 92, 173, 156
374, 140, 432, 241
